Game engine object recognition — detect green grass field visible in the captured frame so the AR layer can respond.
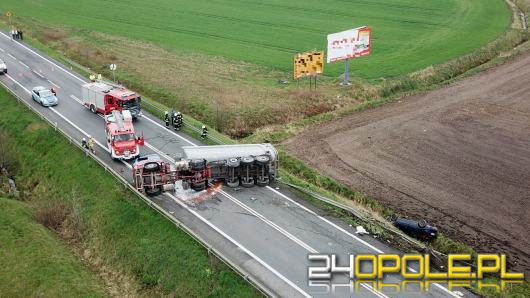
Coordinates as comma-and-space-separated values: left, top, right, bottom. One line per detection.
0, 197, 106, 297
1, 0, 509, 78
0, 87, 259, 297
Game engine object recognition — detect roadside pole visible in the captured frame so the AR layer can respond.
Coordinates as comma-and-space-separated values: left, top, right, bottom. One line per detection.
340, 58, 351, 86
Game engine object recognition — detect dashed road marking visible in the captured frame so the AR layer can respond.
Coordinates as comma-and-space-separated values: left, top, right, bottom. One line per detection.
19, 61, 29, 68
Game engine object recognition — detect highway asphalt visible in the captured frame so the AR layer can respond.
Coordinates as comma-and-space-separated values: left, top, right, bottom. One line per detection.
0, 32, 473, 298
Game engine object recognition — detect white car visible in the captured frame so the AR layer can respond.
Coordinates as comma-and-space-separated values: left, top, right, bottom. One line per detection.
32, 86, 58, 107
0, 59, 6, 74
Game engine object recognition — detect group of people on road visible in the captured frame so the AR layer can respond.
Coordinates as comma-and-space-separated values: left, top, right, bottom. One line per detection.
164, 110, 207, 139
81, 136, 96, 154
164, 110, 183, 131
10, 28, 23, 41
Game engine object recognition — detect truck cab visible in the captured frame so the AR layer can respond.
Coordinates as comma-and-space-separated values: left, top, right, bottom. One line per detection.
105, 110, 143, 160
82, 81, 141, 118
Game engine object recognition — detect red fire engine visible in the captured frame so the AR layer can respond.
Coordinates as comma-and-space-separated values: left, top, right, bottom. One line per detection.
81, 81, 141, 118
105, 110, 144, 160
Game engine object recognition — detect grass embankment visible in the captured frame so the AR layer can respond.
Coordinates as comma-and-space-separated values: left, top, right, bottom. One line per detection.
0, 0, 512, 137
0, 87, 259, 296
0, 197, 106, 297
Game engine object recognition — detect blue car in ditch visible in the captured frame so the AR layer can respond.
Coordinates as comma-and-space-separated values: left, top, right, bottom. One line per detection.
31, 86, 58, 107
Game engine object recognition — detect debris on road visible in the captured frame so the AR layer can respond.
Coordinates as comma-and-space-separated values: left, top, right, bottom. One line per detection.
355, 225, 369, 235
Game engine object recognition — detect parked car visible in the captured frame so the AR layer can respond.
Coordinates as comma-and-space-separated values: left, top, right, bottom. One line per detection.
32, 86, 58, 107
0, 59, 7, 74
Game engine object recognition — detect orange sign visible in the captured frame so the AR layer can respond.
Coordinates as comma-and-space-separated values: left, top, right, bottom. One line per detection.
5, 12, 12, 17
293, 51, 324, 80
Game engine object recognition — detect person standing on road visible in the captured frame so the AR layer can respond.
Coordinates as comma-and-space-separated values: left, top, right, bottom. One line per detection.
18, 30, 23, 41
174, 111, 183, 131
10, 28, 16, 40
201, 125, 208, 139
81, 137, 88, 150
164, 111, 170, 129
88, 135, 96, 154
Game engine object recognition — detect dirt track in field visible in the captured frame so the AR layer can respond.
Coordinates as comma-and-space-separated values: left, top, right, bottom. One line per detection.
285, 51, 530, 274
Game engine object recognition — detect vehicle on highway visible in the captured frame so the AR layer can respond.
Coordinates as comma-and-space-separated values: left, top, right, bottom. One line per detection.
105, 110, 144, 160
132, 143, 278, 195
82, 80, 141, 118
31, 86, 58, 107
132, 154, 210, 195
0, 59, 6, 74
182, 144, 278, 188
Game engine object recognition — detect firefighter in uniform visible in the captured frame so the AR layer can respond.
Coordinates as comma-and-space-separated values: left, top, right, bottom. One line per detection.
87, 135, 96, 154
170, 110, 177, 129
81, 137, 88, 150
174, 111, 183, 131
201, 125, 208, 139
164, 111, 170, 128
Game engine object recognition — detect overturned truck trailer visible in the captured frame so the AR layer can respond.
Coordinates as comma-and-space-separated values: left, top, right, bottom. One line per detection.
182, 143, 278, 188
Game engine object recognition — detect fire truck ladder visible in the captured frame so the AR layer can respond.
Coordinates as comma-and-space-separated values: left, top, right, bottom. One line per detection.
112, 110, 126, 132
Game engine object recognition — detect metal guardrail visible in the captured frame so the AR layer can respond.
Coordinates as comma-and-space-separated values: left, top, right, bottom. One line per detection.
0, 82, 274, 298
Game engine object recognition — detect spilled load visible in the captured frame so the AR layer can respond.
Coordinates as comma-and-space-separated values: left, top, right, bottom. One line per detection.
81, 80, 141, 118
132, 143, 278, 195
105, 110, 144, 160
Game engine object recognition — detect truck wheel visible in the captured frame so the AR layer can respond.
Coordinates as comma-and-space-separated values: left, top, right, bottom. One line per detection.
145, 186, 162, 196
256, 179, 269, 187
143, 162, 160, 173
227, 158, 240, 168
241, 156, 254, 165
241, 180, 255, 188
226, 179, 240, 188
418, 219, 427, 228
191, 181, 206, 192
255, 155, 270, 165
190, 159, 206, 171
90, 105, 97, 114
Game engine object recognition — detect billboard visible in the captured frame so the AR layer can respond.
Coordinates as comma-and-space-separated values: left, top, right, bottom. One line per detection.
327, 26, 371, 63
293, 51, 324, 80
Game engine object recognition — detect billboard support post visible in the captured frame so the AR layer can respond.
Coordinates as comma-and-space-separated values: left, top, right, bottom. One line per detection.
340, 59, 351, 86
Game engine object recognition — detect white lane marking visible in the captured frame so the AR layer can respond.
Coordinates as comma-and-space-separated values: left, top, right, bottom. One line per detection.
32, 70, 45, 79
7, 53, 16, 60
267, 186, 384, 253
266, 186, 459, 297
0, 48, 4, 52
0, 31, 86, 83
19, 61, 29, 69
47, 80, 61, 88
220, 189, 317, 253
165, 193, 312, 298
141, 114, 199, 146
70, 94, 83, 104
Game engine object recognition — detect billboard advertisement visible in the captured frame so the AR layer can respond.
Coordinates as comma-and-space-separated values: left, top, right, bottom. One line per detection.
327, 26, 371, 63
